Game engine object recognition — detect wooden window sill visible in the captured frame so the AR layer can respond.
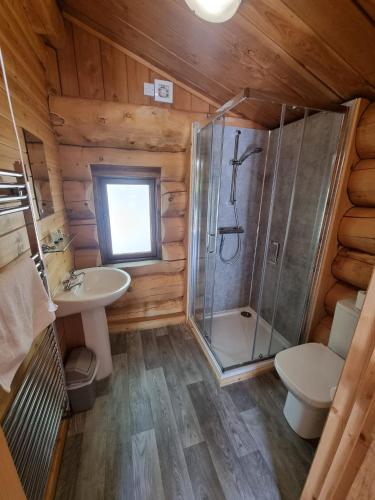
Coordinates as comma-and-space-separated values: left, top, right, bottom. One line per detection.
104, 259, 162, 270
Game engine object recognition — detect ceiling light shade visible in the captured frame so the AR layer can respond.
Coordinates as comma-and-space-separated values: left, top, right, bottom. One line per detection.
185, 0, 241, 23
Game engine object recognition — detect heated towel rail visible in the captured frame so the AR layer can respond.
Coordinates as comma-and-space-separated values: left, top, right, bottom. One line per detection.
0, 166, 30, 215
0, 166, 69, 499
0, 169, 69, 499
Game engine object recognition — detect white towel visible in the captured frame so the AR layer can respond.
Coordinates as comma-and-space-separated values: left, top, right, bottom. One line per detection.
0, 256, 56, 392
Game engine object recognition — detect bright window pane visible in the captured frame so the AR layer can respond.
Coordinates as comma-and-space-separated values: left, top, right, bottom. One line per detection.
106, 183, 152, 255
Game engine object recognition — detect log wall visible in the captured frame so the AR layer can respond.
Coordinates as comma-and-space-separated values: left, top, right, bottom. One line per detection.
58, 143, 190, 332
309, 99, 375, 344
52, 20, 226, 332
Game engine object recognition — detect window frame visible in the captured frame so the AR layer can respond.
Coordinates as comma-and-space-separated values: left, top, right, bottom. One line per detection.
93, 167, 161, 264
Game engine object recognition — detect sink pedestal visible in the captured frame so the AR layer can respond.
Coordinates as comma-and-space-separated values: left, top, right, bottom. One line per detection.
81, 307, 113, 380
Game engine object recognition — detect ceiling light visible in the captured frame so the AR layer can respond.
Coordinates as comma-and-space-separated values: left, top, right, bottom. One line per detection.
185, 0, 241, 23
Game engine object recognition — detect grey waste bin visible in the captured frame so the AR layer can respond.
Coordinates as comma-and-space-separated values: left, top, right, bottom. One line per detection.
65, 347, 98, 413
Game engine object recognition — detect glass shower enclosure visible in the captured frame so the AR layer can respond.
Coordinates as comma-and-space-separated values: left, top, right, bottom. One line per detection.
188, 89, 346, 373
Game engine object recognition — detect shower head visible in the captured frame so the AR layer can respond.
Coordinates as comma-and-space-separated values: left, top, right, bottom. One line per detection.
238, 145, 263, 165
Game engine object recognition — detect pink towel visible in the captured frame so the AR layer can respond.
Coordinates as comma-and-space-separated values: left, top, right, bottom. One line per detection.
0, 256, 56, 392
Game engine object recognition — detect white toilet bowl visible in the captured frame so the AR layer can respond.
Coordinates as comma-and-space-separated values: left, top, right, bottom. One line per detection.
275, 343, 344, 438
274, 297, 361, 439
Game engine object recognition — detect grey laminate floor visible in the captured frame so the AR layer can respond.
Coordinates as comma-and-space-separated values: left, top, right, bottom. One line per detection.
55, 324, 316, 500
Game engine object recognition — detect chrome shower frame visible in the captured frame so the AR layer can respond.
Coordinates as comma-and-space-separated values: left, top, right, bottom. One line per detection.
187, 88, 348, 380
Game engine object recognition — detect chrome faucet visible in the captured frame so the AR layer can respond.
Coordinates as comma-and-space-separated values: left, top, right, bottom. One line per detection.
62, 269, 85, 291
63, 281, 82, 291
70, 269, 85, 279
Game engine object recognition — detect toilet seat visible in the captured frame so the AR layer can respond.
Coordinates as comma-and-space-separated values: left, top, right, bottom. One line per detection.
275, 343, 345, 409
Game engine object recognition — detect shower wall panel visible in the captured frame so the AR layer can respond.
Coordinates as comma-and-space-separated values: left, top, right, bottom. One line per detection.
213, 126, 268, 312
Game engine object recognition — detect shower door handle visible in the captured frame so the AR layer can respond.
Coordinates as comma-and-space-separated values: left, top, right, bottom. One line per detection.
269, 240, 280, 264
207, 233, 216, 254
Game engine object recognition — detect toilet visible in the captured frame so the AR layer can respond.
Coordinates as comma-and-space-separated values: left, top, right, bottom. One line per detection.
275, 296, 363, 439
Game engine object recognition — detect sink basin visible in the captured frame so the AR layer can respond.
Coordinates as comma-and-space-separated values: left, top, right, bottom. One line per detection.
54, 267, 131, 317
54, 267, 131, 380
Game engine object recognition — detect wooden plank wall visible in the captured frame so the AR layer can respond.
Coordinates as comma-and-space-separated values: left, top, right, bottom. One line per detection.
309, 99, 375, 344
0, 14, 72, 286
0, 0, 71, 433
54, 19, 212, 113
0, 426, 26, 499
51, 20, 218, 332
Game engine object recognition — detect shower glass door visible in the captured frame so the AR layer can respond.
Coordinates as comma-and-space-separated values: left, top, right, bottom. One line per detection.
191, 117, 224, 349
252, 107, 344, 360
252, 105, 306, 359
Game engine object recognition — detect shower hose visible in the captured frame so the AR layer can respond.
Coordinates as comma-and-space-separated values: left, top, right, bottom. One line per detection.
219, 202, 242, 265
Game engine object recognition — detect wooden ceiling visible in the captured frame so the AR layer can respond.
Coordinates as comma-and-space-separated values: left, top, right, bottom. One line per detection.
61, 0, 375, 126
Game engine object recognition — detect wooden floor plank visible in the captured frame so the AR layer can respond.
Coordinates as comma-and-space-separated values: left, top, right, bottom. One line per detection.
74, 395, 109, 500
141, 329, 162, 370
156, 334, 203, 448
184, 337, 220, 395
213, 386, 258, 458
55, 434, 83, 500
183, 336, 257, 457
132, 429, 165, 500
55, 325, 314, 500
109, 332, 128, 355
188, 380, 256, 500
188, 338, 257, 458
67, 412, 86, 437
241, 407, 308, 500
146, 367, 195, 500
240, 450, 282, 500
246, 374, 316, 465
224, 380, 257, 412
155, 327, 168, 337
168, 326, 203, 385
127, 331, 154, 434
184, 442, 226, 500
104, 354, 134, 500
180, 322, 194, 340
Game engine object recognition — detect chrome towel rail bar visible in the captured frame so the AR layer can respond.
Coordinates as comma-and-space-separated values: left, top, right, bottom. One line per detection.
0, 205, 30, 216
0, 168, 24, 177
0, 167, 29, 216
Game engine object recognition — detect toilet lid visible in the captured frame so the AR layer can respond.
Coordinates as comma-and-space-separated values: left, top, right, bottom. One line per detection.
275, 343, 345, 408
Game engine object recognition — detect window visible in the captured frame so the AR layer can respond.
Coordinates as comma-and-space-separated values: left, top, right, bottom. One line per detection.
94, 169, 160, 264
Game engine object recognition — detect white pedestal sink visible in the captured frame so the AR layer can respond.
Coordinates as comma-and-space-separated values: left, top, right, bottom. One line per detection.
54, 267, 131, 380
